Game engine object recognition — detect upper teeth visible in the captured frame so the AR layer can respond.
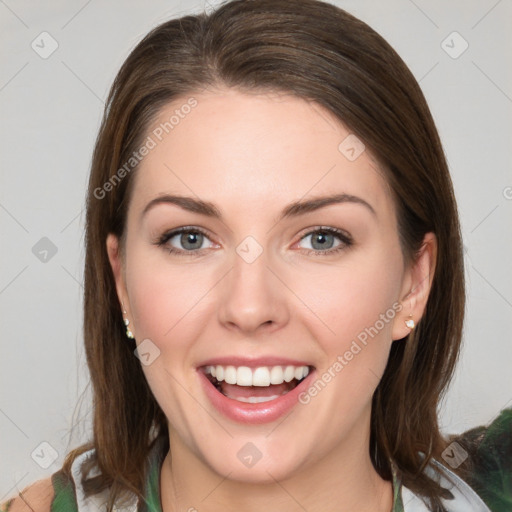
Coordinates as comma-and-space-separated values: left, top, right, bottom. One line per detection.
205, 365, 309, 387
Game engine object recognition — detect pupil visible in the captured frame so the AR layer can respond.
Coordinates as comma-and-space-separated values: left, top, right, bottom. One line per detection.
312, 232, 334, 250
181, 232, 203, 250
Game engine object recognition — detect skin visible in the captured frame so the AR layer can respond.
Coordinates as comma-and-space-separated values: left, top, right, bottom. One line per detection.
107, 88, 437, 512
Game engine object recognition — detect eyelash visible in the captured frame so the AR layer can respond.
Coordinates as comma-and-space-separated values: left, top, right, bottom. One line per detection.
154, 226, 214, 257
154, 226, 353, 257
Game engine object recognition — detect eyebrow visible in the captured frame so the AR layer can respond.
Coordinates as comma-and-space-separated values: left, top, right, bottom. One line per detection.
142, 192, 376, 221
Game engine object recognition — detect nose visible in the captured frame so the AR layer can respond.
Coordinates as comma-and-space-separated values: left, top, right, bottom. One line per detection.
216, 247, 290, 335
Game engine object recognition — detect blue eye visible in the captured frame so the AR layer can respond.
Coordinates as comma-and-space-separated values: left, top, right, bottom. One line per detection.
297, 227, 352, 255
156, 227, 215, 256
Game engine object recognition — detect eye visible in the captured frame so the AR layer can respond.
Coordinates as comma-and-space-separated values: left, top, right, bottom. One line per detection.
297, 227, 352, 255
155, 227, 216, 256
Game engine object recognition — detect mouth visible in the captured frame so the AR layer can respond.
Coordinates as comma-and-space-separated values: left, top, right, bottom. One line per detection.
202, 364, 312, 403
197, 361, 316, 424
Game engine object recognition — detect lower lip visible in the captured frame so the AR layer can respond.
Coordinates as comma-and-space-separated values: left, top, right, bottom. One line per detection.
198, 369, 315, 424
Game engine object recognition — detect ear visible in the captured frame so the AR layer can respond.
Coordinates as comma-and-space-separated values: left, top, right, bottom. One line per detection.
392, 232, 437, 340
106, 233, 130, 318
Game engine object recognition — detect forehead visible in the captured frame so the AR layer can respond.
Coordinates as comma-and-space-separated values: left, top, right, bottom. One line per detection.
129, 89, 395, 224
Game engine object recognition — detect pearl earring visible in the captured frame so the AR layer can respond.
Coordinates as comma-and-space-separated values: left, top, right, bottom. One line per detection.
405, 315, 415, 330
122, 303, 134, 339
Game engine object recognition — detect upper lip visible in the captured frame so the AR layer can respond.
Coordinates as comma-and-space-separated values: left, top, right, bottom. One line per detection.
197, 356, 314, 369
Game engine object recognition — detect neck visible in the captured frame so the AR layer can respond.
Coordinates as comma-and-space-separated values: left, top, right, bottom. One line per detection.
159, 413, 393, 512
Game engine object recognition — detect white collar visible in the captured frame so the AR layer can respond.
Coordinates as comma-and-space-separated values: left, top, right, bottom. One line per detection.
401, 458, 491, 511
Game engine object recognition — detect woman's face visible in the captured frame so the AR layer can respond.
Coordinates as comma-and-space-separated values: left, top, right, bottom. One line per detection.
108, 88, 434, 482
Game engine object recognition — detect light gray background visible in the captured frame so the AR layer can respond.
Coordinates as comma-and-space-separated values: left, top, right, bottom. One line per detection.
1, 0, 511, 500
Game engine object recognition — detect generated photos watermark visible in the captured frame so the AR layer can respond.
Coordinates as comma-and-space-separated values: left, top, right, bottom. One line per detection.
94, 97, 198, 200
298, 301, 403, 404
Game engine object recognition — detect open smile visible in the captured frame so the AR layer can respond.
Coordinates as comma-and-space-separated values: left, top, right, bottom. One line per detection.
197, 360, 315, 424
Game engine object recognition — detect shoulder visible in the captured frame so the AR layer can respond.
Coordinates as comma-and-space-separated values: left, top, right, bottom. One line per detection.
1, 464, 79, 512
1, 439, 165, 512
448, 408, 512, 511
0, 477, 54, 512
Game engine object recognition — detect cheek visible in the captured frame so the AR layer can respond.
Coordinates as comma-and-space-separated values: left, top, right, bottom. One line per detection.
291, 251, 404, 428
124, 246, 218, 352
124, 250, 216, 421
293, 245, 403, 365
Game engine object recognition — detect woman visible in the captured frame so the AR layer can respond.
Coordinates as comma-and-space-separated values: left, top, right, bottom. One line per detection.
2, 0, 510, 511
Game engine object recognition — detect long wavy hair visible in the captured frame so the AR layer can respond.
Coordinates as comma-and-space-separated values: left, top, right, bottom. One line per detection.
62, 1, 466, 510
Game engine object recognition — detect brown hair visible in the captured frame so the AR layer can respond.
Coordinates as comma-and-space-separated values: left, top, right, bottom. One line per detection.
62, 0, 465, 509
